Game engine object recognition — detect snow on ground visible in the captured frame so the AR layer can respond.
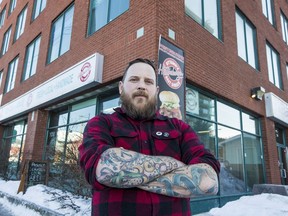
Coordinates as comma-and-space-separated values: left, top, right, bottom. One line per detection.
1, 178, 288, 216
0, 178, 91, 215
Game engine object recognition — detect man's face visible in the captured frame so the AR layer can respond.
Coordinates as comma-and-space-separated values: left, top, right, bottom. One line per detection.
119, 62, 159, 119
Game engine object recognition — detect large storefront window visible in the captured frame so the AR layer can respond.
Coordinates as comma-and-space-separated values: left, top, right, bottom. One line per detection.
1, 120, 27, 180
45, 94, 119, 195
186, 86, 265, 201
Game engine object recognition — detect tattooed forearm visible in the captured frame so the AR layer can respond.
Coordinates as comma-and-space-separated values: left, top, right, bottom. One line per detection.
96, 148, 185, 188
138, 163, 219, 198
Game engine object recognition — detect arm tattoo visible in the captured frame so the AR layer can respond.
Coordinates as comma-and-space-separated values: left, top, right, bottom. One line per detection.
138, 163, 219, 198
96, 148, 185, 188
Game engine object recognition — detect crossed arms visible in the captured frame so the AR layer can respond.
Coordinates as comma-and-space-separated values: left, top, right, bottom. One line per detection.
96, 147, 219, 198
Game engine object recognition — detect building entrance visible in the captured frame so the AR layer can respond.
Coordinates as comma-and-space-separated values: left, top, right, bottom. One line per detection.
275, 126, 288, 185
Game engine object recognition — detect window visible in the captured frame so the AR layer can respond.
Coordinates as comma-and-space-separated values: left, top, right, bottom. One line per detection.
266, 42, 283, 89
281, 12, 288, 45
47, 4, 74, 63
262, 0, 275, 25
32, 0, 47, 20
88, 0, 129, 35
0, 6, 6, 28
2, 120, 27, 180
4, 56, 18, 93
8, 0, 17, 15
236, 10, 259, 70
1, 26, 12, 56
185, 0, 222, 39
22, 36, 41, 81
186, 86, 265, 196
14, 6, 27, 41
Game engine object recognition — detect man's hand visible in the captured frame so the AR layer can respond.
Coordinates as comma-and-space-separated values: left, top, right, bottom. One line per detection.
96, 148, 185, 188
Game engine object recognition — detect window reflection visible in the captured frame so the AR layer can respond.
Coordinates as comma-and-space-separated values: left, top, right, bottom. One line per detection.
217, 101, 240, 129
242, 112, 259, 135
186, 115, 216, 156
218, 125, 245, 195
100, 97, 119, 114
243, 133, 264, 191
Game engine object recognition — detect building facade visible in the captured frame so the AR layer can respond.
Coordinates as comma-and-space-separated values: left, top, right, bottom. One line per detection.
0, 0, 287, 213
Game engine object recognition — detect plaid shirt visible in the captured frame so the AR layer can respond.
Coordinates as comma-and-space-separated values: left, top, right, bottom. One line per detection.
79, 107, 220, 216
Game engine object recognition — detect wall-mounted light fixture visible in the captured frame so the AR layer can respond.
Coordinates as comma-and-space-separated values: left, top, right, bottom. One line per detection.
251, 86, 265, 100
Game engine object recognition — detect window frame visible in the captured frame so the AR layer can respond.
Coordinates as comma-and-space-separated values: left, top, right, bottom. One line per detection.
261, 0, 275, 26
1, 26, 12, 57
22, 35, 41, 81
0, 6, 6, 29
281, 11, 288, 45
32, 0, 47, 20
87, 0, 130, 36
266, 42, 283, 89
4, 56, 19, 93
47, 4, 74, 64
14, 5, 28, 42
235, 9, 259, 70
184, 0, 222, 40
8, 0, 17, 15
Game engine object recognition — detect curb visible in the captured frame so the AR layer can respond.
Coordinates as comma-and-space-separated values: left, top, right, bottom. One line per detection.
0, 191, 64, 216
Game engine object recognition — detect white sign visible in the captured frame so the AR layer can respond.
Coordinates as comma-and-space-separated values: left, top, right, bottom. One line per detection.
265, 92, 288, 126
0, 53, 104, 122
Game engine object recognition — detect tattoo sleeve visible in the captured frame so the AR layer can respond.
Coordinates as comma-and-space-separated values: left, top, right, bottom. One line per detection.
96, 148, 185, 188
137, 163, 219, 198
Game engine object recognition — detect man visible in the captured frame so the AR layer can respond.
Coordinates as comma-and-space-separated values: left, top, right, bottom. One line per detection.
79, 58, 220, 216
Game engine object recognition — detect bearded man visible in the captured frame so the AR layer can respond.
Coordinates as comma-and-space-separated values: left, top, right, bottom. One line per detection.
79, 58, 220, 216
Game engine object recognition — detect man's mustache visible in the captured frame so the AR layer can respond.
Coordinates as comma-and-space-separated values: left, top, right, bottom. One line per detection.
132, 91, 148, 98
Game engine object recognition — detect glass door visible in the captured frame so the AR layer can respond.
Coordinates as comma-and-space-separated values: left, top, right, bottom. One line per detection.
275, 126, 288, 185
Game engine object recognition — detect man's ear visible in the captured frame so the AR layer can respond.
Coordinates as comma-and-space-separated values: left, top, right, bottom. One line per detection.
119, 81, 123, 94
156, 86, 159, 94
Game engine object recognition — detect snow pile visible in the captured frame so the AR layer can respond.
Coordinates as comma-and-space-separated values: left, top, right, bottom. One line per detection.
209, 193, 288, 216
0, 178, 91, 215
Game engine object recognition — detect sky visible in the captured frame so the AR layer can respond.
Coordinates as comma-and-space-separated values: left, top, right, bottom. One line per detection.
0, 178, 288, 216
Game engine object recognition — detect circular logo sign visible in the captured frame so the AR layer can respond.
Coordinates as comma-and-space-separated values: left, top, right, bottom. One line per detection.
162, 58, 183, 89
80, 62, 91, 82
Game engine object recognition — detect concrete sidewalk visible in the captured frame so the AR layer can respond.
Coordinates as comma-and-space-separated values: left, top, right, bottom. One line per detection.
0, 191, 64, 216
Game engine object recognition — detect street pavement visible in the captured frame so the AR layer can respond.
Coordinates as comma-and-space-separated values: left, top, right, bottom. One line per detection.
0, 202, 14, 216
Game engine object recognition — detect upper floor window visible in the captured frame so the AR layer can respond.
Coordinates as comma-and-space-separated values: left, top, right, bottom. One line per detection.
266, 42, 283, 89
281, 12, 288, 45
14, 6, 27, 41
236, 10, 259, 70
32, 0, 47, 20
88, 0, 129, 36
4, 56, 19, 93
261, 0, 275, 26
185, 0, 222, 39
47, 4, 74, 63
0, 6, 6, 28
8, 0, 17, 15
1, 26, 12, 56
22, 36, 41, 81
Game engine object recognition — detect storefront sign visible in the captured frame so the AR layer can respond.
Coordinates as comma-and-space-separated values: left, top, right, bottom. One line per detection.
0, 53, 104, 122
157, 36, 185, 120
265, 92, 288, 126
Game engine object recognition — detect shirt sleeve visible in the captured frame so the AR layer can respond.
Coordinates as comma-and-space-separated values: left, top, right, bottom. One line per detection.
177, 119, 220, 174
78, 113, 113, 190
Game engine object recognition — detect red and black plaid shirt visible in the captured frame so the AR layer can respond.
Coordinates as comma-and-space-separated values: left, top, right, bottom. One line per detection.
79, 107, 220, 216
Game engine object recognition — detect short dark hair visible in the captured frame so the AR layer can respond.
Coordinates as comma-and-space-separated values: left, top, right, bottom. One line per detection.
122, 58, 156, 81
